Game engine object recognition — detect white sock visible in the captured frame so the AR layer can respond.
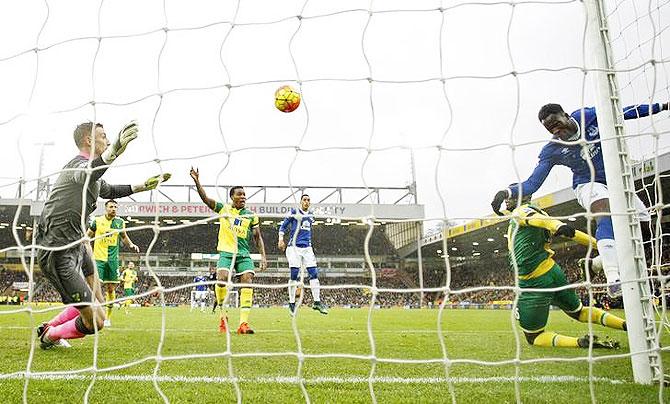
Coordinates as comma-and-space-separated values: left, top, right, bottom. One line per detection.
597, 239, 620, 283
310, 278, 321, 302
591, 255, 603, 272
289, 281, 297, 304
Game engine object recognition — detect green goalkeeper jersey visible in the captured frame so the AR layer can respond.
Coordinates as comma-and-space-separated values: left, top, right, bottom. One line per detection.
506, 203, 563, 278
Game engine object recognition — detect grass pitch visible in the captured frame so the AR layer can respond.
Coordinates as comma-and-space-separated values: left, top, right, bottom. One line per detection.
0, 305, 667, 403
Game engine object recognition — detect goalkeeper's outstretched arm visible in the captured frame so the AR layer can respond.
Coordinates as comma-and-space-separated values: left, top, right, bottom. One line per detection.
189, 167, 217, 211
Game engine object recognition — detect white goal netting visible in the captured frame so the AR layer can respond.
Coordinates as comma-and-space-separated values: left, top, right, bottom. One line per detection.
0, 0, 669, 403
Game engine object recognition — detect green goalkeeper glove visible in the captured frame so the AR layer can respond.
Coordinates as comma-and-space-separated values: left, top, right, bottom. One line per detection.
102, 120, 138, 164
144, 173, 171, 190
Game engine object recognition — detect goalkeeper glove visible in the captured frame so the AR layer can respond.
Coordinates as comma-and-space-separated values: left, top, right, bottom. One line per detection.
491, 189, 510, 216
101, 121, 138, 164
554, 224, 576, 239
144, 173, 171, 190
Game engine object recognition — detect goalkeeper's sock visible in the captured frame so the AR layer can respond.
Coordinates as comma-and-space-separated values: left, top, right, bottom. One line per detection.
578, 307, 626, 330
239, 288, 253, 325
215, 284, 228, 306
309, 278, 321, 302
46, 316, 86, 341
47, 306, 80, 327
533, 331, 579, 348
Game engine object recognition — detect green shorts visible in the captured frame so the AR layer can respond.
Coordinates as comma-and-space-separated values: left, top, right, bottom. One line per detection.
96, 260, 120, 284
217, 253, 255, 275
124, 288, 134, 297
516, 263, 581, 333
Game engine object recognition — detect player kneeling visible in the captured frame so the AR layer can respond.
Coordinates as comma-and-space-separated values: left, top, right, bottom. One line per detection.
501, 189, 626, 349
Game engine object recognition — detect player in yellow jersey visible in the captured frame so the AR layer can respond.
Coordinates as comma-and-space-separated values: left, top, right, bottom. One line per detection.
500, 190, 626, 349
87, 199, 140, 327
190, 167, 267, 334
120, 261, 138, 314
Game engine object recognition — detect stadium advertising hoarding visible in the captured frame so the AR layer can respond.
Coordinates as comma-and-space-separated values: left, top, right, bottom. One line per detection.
90, 202, 424, 220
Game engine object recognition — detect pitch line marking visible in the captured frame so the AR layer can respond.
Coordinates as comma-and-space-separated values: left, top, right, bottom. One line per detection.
0, 373, 628, 385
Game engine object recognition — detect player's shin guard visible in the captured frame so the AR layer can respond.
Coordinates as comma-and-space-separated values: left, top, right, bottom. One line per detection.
239, 288, 253, 325
578, 307, 626, 330
215, 284, 228, 306
595, 217, 619, 284
289, 267, 299, 304
531, 331, 579, 348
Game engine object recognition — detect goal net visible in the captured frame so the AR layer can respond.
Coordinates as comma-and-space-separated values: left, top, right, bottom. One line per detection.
0, 0, 669, 403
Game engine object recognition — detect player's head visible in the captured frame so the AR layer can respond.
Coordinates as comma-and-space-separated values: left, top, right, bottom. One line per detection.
73, 122, 107, 157
300, 194, 310, 211
105, 199, 118, 218
229, 186, 246, 208
505, 185, 532, 211
127, 261, 135, 270
209, 266, 216, 274
538, 103, 577, 141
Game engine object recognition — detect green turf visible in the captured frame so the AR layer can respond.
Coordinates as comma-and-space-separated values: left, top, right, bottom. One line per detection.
0, 306, 667, 403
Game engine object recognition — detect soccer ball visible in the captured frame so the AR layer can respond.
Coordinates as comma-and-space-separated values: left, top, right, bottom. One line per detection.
275, 85, 301, 113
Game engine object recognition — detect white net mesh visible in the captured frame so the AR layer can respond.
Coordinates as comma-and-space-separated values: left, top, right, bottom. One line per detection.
0, 0, 669, 402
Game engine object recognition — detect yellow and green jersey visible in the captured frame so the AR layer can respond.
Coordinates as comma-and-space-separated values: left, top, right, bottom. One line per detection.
214, 202, 259, 256
90, 215, 125, 263
121, 268, 137, 289
507, 203, 563, 279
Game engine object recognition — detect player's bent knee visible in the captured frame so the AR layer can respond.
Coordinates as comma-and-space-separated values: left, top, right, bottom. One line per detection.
78, 314, 102, 334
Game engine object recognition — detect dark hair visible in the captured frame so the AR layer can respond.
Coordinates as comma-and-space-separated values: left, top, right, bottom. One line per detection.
73, 122, 104, 149
105, 199, 118, 207
229, 186, 244, 198
301, 194, 310, 200
537, 104, 564, 122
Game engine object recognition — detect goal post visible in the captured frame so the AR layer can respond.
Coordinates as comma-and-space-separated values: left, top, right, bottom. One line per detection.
584, 0, 662, 384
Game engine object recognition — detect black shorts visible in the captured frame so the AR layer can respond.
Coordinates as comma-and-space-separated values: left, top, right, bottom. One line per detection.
37, 243, 95, 305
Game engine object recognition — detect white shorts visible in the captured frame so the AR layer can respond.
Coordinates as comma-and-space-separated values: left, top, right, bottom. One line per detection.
286, 246, 317, 268
574, 182, 650, 222
194, 290, 208, 300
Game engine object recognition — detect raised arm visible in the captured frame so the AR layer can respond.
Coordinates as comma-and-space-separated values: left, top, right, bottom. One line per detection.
622, 102, 669, 120
189, 167, 217, 211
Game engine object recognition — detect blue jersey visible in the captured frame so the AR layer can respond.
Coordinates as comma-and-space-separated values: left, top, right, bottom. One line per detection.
510, 103, 664, 198
194, 275, 208, 291
278, 208, 314, 248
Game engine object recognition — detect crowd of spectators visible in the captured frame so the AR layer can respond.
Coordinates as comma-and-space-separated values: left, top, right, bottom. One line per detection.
117, 223, 397, 258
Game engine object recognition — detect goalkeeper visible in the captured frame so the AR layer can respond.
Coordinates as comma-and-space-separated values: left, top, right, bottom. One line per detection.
501, 189, 626, 349
35, 121, 170, 350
